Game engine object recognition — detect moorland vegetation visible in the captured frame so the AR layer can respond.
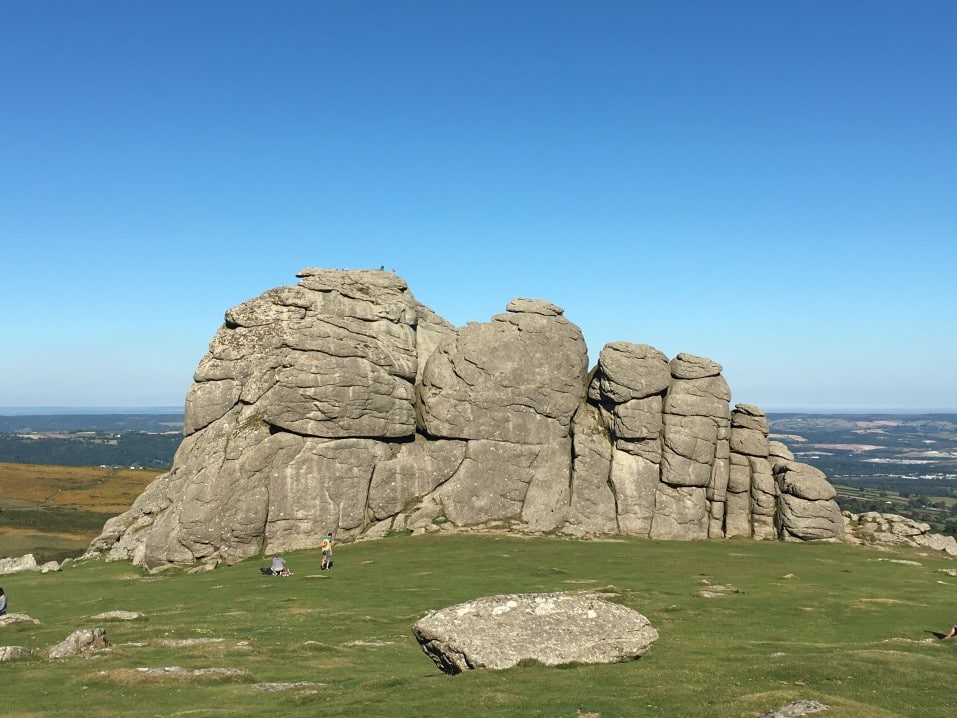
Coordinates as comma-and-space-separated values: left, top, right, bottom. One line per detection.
0, 463, 160, 563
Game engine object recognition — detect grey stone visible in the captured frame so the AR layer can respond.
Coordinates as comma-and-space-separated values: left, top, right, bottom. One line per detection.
775, 460, 837, 501
649, 483, 708, 540
595, 343, 671, 402
669, 353, 723, 380
0, 646, 34, 661
368, 438, 465, 520
727, 453, 752, 494
777, 494, 845, 542
0, 613, 41, 628
563, 406, 617, 536
768, 440, 794, 461
609, 449, 659, 536
758, 699, 828, 717
661, 414, 720, 487
844, 511, 957, 555
133, 666, 247, 678
418, 300, 587, 443
432, 439, 571, 530
607, 396, 663, 443
731, 403, 769, 432
91, 611, 144, 621
157, 638, 225, 647
412, 592, 658, 673
47, 628, 110, 659
729, 425, 769, 457
0, 554, 38, 575
257, 681, 320, 692
724, 490, 753, 538
662, 375, 731, 419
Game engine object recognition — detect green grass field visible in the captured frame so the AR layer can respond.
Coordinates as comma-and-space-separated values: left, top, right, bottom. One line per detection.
3, 532, 957, 717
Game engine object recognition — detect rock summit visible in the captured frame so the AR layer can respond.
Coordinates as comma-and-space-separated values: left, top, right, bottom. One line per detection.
87, 268, 844, 569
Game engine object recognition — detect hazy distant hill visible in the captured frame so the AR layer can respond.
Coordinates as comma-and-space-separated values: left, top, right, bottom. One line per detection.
0, 413, 183, 433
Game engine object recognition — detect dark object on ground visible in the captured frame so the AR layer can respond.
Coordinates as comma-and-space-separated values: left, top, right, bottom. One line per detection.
259, 567, 292, 576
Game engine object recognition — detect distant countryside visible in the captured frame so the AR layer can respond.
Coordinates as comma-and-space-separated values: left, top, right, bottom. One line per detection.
0, 413, 178, 562
0, 412, 182, 469
768, 413, 957, 535
2, 412, 957, 565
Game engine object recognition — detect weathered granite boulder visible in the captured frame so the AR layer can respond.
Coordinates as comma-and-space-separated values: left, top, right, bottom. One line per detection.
0, 553, 38, 575
85, 268, 846, 568
411, 592, 658, 673
561, 405, 617, 537
420, 298, 587, 443
0, 645, 34, 661
773, 460, 844, 542
844, 511, 957, 555
758, 700, 829, 718
0, 613, 40, 628
47, 627, 110, 659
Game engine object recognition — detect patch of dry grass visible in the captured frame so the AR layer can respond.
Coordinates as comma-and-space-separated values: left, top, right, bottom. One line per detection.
87, 667, 254, 685
0, 461, 160, 513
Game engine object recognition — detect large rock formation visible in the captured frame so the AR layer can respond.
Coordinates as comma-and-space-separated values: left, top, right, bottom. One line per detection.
87, 268, 844, 569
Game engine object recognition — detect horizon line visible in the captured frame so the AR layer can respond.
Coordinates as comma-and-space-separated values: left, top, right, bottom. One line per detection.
1, 405, 956, 416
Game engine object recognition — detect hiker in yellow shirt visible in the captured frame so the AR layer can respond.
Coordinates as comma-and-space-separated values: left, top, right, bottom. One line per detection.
320, 533, 334, 570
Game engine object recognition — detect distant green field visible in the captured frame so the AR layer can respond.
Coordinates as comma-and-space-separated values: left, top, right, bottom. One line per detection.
3, 533, 957, 717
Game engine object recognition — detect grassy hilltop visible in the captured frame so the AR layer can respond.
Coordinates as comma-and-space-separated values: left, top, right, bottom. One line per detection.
3, 533, 957, 717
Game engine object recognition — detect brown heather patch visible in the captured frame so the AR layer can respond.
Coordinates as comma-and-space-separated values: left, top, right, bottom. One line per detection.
0, 462, 160, 512
0, 526, 90, 540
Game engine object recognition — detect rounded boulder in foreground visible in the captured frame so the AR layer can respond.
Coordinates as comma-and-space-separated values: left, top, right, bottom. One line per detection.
412, 592, 659, 673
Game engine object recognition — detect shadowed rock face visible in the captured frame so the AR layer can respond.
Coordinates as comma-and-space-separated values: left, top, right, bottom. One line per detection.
86, 269, 844, 569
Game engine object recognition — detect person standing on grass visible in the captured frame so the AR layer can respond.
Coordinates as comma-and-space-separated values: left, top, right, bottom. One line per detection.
0, 587, 7, 615
320, 533, 334, 570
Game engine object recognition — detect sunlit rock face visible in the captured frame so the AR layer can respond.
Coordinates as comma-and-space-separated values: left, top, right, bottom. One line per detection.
86, 269, 843, 569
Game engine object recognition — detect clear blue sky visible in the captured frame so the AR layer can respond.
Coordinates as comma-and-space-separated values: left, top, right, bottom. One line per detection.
2, 1, 955, 412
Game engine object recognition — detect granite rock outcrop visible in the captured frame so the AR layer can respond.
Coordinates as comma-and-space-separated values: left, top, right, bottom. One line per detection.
87, 268, 844, 569
412, 592, 659, 673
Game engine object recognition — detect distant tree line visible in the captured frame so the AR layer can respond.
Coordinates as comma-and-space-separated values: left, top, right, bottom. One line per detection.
0, 413, 182, 433
0, 432, 179, 469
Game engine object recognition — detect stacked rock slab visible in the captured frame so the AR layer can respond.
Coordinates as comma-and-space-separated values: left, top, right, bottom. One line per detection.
770, 441, 845, 541
86, 269, 844, 569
